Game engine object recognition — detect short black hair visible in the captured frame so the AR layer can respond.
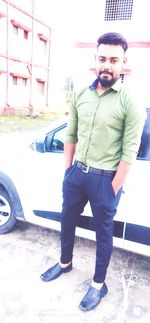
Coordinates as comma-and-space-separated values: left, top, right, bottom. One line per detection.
97, 32, 128, 52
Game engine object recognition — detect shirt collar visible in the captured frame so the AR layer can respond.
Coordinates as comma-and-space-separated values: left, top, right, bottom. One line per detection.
89, 78, 122, 92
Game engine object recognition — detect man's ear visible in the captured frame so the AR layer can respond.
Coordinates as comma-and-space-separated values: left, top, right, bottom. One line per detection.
123, 56, 127, 65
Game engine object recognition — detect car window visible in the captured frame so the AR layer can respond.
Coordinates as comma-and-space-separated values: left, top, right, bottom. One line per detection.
137, 108, 150, 160
46, 126, 66, 152
44, 111, 150, 158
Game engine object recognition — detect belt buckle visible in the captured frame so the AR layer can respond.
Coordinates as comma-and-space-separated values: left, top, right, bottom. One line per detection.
82, 164, 89, 173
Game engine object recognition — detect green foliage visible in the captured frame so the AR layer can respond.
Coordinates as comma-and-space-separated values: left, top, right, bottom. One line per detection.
64, 76, 74, 104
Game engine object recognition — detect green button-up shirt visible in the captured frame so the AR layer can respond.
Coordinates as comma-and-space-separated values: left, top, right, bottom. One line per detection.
65, 80, 145, 170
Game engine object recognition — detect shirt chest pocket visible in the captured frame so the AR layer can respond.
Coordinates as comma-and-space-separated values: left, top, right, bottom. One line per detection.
77, 101, 98, 121
96, 103, 125, 132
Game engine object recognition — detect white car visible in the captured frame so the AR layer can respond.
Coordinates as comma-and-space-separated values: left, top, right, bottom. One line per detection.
0, 109, 150, 257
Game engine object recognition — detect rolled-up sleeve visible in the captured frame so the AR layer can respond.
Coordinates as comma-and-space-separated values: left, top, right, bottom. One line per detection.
65, 92, 78, 144
121, 101, 146, 163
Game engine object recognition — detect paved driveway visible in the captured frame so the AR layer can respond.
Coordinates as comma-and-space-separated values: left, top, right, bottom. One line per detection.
0, 222, 149, 323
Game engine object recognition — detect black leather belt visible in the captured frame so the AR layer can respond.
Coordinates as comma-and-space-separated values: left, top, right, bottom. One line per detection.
75, 161, 115, 175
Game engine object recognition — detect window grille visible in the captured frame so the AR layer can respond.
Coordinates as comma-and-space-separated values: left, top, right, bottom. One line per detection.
39, 38, 47, 54
12, 76, 18, 85
13, 25, 19, 35
104, 0, 133, 21
37, 80, 45, 95
24, 30, 28, 39
22, 78, 27, 86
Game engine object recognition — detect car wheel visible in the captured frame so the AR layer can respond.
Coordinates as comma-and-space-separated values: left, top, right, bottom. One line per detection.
0, 187, 17, 234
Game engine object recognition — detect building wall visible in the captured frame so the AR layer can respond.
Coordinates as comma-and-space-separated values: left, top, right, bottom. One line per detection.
0, 0, 150, 114
71, 0, 150, 108
0, 0, 52, 115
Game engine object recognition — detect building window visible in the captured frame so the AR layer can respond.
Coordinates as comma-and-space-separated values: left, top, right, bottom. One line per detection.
11, 20, 31, 38
39, 38, 47, 53
12, 76, 18, 85
104, 0, 134, 21
24, 30, 28, 39
13, 25, 19, 35
37, 80, 45, 95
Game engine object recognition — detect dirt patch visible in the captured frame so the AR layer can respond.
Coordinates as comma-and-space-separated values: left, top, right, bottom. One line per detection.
0, 113, 62, 134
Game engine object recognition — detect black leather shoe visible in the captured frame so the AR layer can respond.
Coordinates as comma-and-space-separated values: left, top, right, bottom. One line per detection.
79, 283, 108, 311
40, 262, 72, 282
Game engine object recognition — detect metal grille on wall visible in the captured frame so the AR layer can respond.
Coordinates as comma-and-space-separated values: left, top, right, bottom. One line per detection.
104, 0, 134, 21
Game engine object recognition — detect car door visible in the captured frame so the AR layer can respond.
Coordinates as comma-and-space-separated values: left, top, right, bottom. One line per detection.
124, 108, 150, 228
122, 108, 150, 255
19, 124, 67, 216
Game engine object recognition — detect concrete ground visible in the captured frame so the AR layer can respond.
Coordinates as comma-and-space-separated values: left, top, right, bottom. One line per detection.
0, 221, 149, 323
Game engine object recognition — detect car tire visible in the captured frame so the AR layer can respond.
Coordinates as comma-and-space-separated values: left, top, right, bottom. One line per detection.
0, 187, 17, 234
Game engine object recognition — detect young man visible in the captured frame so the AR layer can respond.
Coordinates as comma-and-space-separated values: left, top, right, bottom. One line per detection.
40, 32, 145, 311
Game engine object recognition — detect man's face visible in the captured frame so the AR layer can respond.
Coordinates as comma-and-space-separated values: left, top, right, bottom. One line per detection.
95, 44, 127, 88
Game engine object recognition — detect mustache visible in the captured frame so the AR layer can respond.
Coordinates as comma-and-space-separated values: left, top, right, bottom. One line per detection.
99, 71, 113, 77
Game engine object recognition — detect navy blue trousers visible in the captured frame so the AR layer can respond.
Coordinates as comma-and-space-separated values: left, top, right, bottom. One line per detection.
60, 164, 122, 283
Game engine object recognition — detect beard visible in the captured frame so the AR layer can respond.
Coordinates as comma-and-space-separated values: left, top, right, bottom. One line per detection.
98, 72, 117, 88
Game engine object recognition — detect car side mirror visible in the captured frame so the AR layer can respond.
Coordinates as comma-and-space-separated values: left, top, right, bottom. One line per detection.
34, 138, 46, 153
51, 139, 64, 151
